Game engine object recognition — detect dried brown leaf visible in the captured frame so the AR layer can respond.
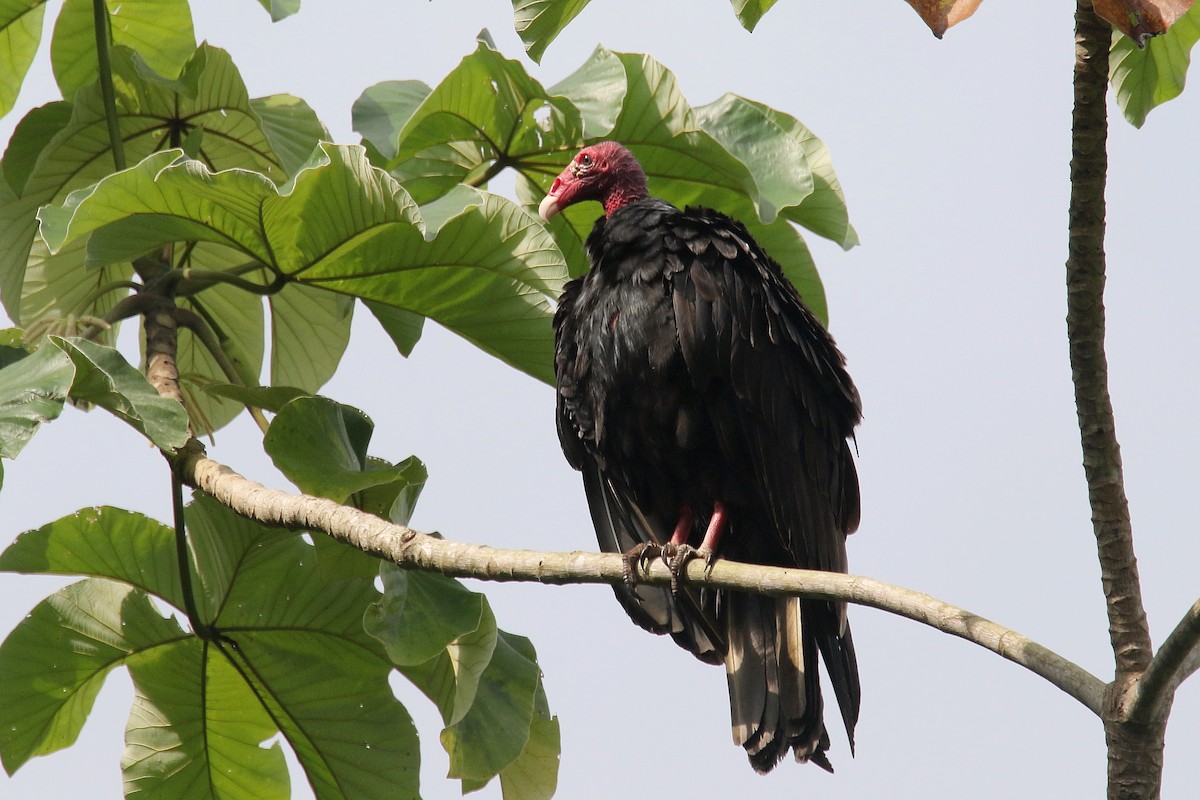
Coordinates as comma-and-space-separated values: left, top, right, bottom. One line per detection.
1095, 0, 1194, 44
904, 0, 984, 38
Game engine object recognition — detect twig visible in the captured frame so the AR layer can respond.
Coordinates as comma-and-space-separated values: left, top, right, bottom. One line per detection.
173, 442, 1107, 716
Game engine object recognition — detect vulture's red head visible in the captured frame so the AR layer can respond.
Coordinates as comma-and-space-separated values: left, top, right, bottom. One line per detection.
538, 142, 649, 221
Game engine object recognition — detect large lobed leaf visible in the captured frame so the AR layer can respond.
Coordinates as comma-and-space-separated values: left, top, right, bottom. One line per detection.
1110, 3, 1200, 127
0, 495, 421, 799
37, 144, 567, 383
0, 579, 188, 775
1, 43, 334, 433
356, 40, 855, 326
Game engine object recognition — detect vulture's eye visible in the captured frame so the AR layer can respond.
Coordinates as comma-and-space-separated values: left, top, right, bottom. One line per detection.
578, 153, 594, 168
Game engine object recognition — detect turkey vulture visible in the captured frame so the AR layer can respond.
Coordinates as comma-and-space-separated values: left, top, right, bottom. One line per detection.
542, 142, 862, 773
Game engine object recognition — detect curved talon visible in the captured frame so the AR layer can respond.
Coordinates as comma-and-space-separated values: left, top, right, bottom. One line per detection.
622, 543, 662, 587
663, 544, 715, 594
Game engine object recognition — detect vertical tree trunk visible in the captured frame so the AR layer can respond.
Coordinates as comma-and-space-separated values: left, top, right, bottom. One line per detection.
1066, 2, 1162, 797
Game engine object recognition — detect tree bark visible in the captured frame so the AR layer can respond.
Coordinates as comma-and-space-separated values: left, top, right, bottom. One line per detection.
1067, 2, 1160, 797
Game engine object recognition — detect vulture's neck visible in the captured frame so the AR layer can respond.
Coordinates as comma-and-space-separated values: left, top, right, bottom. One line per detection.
603, 178, 649, 216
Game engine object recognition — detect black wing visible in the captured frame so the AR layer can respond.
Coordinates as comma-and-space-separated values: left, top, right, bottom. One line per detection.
665, 207, 862, 738
554, 274, 725, 664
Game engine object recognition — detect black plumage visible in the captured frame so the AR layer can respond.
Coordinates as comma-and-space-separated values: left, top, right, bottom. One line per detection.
543, 142, 862, 773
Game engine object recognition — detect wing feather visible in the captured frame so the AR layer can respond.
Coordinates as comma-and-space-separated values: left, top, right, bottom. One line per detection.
668, 207, 862, 738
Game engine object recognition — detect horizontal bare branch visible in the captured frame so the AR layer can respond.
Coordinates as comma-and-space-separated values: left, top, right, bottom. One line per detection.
173, 443, 1106, 716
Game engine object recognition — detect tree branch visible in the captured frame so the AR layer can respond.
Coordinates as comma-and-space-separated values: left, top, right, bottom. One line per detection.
144, 295, 183, 406
1067, 0, 1152, 680
1069, 5, 1164, 797
172, 442, 1106, 716
1128, 597, 1200, 724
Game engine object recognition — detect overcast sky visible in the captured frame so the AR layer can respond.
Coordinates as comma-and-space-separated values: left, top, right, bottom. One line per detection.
3, 1, 1199, 798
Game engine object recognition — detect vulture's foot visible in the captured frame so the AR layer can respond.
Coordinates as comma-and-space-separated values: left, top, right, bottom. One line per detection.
621, 543, 662, 587
660, 544, 715, 593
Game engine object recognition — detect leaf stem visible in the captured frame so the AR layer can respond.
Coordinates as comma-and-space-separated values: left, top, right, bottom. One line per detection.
176, 268, 288, 297
171, 470, 205, 635
464, 157, 509, 188
92, 0, 126, 171
68, 279, 141, 319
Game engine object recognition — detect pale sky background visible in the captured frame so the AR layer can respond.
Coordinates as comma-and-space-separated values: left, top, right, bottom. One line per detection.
3, 1, 1199, 798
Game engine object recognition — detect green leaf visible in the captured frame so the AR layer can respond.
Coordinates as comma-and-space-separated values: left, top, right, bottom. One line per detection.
251, 93, 329, 177
186, 498, 420, 800
692, 93, 815, 225
198, 382, 308, 413
353, 80, 431, 162
263, 395, 370, 498
39, 144, 567, 383
123, 638, 289, 800
255, 0, 301, 21
440, 630, 542, 782
234, 633, 420, 800
365, 300, 425, 358
0, 505, 183, 608
551, 50, 818, 227
1, 494, 423, 796
374, 566, 559, 794
1111, 5, 1200, 127
51, 336, 190, 451
355, 455, 427, 524
511, 0, 591, 63
544, 46, 626, 140
728, 0, 778, 30
1, 101, 72, 196
719, 97, 858, 248
50, 0, 197, 99
366, 566, 492, 670
0, 341, 72, 458
264, 396, 427, 503
268, 283, 352, 391
372, 41, 583, 193
0, 579, 185, 773
381, 39, 852, 302
0, 0, 46, 120
1, 44, 294, 331
0, 328, 27, 369
176, 249, 268, 435
352, 79, 484, 206
495, 687, 560, 800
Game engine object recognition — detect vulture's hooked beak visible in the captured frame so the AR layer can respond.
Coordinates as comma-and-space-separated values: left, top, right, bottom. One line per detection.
538, 176, 567, 222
